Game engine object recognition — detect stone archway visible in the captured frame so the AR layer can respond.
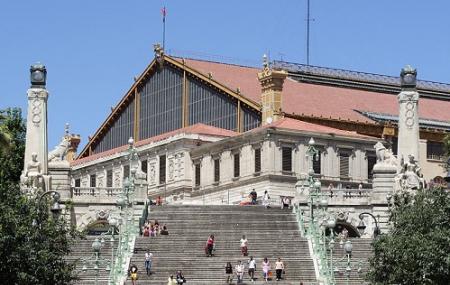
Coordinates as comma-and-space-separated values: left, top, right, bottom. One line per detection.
333, 221, 361, 238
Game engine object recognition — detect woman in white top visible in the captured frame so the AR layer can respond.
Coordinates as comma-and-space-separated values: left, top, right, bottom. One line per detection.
240, 235, 248, 256
262, 190, 270, 208
275, 257, 285, 281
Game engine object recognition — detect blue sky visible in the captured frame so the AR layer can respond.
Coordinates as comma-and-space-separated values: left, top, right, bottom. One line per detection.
1, 1, 450, 150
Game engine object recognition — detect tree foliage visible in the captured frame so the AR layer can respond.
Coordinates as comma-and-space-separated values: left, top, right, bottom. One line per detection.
367, 187, 450, 285
0, 108, 79, 285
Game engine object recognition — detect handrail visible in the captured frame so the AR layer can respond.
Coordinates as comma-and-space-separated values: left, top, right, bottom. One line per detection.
308, 218, 335, 285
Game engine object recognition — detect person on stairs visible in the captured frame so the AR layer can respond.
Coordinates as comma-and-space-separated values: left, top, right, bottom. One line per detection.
225, 262, 233, 284
167, 275, 178, 285
240, 235, 248, 256
129, 264, 138, 285
235, 260, 245, 284
250, 189, 258, 205
176, 270, 186, 284
263, 190, 270, 208
144, 249, 153, 276
262, 257, 271, 281
275, 257, 285, 281
205, 234, 215, 257
247, 256, 256, 282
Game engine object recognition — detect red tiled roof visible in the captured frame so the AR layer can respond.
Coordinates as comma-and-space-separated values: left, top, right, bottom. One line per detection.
252, 117, 373, 139
179, 58, 450, 123
72, 123, 238, 166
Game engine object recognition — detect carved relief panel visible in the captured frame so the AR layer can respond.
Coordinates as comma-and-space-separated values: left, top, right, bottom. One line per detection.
148, 159, 157, 185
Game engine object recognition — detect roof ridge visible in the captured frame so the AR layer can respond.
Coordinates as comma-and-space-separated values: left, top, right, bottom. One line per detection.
173, 56, 259, 70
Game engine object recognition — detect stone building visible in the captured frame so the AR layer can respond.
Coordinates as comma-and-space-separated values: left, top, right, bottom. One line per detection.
60, 46, 450, 229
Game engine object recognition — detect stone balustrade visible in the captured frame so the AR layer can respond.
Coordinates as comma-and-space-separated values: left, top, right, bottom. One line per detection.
71, 187, 122, 203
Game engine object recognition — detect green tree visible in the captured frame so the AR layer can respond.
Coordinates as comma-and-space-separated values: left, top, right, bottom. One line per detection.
0, 108, 79, 285
0, 111, 12, 152
367, 187, 450, 285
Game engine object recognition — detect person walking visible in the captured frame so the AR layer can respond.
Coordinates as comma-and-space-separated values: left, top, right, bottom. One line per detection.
263, 190, 270, 208
248, 256, 256, 282
144, 249, 153, 275
225, 262, 233, 284
205, 234, 215, 257
240, 235, 248, 256
262, 257, 271, 282
176, 270, 186, 284
235, 260, 245, 284
275, 257, 285, 281
129, 264, 138, 285
167, 275, 178, 285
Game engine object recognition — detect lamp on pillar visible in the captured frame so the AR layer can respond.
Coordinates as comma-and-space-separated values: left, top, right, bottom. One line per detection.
357, 212, 380, 238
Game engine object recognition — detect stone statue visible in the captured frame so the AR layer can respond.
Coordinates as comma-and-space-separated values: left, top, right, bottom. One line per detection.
48, 136, 70, 162
22, 152, 43, 188
374, 142, 397, 167
397, 154, 424, 190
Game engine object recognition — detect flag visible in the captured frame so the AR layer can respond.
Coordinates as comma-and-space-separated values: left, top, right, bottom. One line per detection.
161, 6, 167, 23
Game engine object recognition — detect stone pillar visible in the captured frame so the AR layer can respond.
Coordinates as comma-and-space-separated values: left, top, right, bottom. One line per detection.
24, 64, 49, 176
257, 55, 287, 125
370, 160, 397, 233
48, 161, 71, 200
397, 65, 420, 162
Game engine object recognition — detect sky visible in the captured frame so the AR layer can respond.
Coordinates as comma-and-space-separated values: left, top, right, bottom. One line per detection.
1, 1, 450, 150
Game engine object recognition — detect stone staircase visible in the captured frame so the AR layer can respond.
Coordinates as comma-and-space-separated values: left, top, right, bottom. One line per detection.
128, 205, 317, 284
68, 236, 117, 285
331, 238, 373, 285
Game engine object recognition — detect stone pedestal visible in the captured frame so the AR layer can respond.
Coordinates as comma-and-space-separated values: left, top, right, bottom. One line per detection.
370, 164, 397, 232
48, 160, 72, 200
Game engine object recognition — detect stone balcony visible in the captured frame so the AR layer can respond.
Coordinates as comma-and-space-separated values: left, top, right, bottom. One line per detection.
71, 187, 122, 203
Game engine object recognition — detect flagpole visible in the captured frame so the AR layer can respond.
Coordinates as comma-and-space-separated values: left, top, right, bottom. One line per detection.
162, 6, 166, 50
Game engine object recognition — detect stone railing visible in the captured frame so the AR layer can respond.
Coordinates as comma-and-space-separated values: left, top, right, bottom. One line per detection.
71, 187, 122, 203
322, 188, 370, 198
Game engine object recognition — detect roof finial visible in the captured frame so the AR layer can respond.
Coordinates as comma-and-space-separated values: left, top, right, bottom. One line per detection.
262, 54, 269, 69
154, 43, 165, 67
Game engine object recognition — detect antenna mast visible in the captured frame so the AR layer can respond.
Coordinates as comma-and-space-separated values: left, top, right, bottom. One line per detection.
306, 0, 311, 66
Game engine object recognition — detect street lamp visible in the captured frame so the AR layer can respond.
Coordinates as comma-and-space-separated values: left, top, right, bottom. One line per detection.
33, 190, 63, 226
81, 238, 111, 285
357, 212, 381, 238
333, 240, 362, 285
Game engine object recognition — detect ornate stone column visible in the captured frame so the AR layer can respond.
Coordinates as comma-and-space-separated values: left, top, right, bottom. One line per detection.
397, 65, 420, 162
257, 55, 287, 125
21, 64, 50, 192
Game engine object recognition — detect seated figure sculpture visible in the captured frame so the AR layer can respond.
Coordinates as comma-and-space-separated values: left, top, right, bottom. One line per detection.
398, 154, 424, 190
23, 152, 43, 189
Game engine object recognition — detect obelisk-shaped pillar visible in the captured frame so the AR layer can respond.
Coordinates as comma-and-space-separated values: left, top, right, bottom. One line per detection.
24, 64, 49, 176
397, 65, 420, 162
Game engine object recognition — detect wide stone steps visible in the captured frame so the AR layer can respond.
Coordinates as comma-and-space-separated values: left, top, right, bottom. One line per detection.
127, 205, 317, 284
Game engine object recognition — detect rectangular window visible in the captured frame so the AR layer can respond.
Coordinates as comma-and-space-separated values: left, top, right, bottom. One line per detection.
214, 158, 220, 182
106, 170, 113, 187
254, 148, 261, 173
233, 153, 240, 178
313, 150, 321, 174
159, 155, 166, 184
339, 153, 350, 178
427, 141, 445, 160
90, 174, 96, 187
123, 165, 130, 179
367, 156, 376, 180
195, 164, 201, 186
75, 178, 81, 188
282, 147, 292, 172
141, 160, 148, 175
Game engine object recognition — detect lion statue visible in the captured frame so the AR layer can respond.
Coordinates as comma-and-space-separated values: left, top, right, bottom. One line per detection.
48, 137, 70, 162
